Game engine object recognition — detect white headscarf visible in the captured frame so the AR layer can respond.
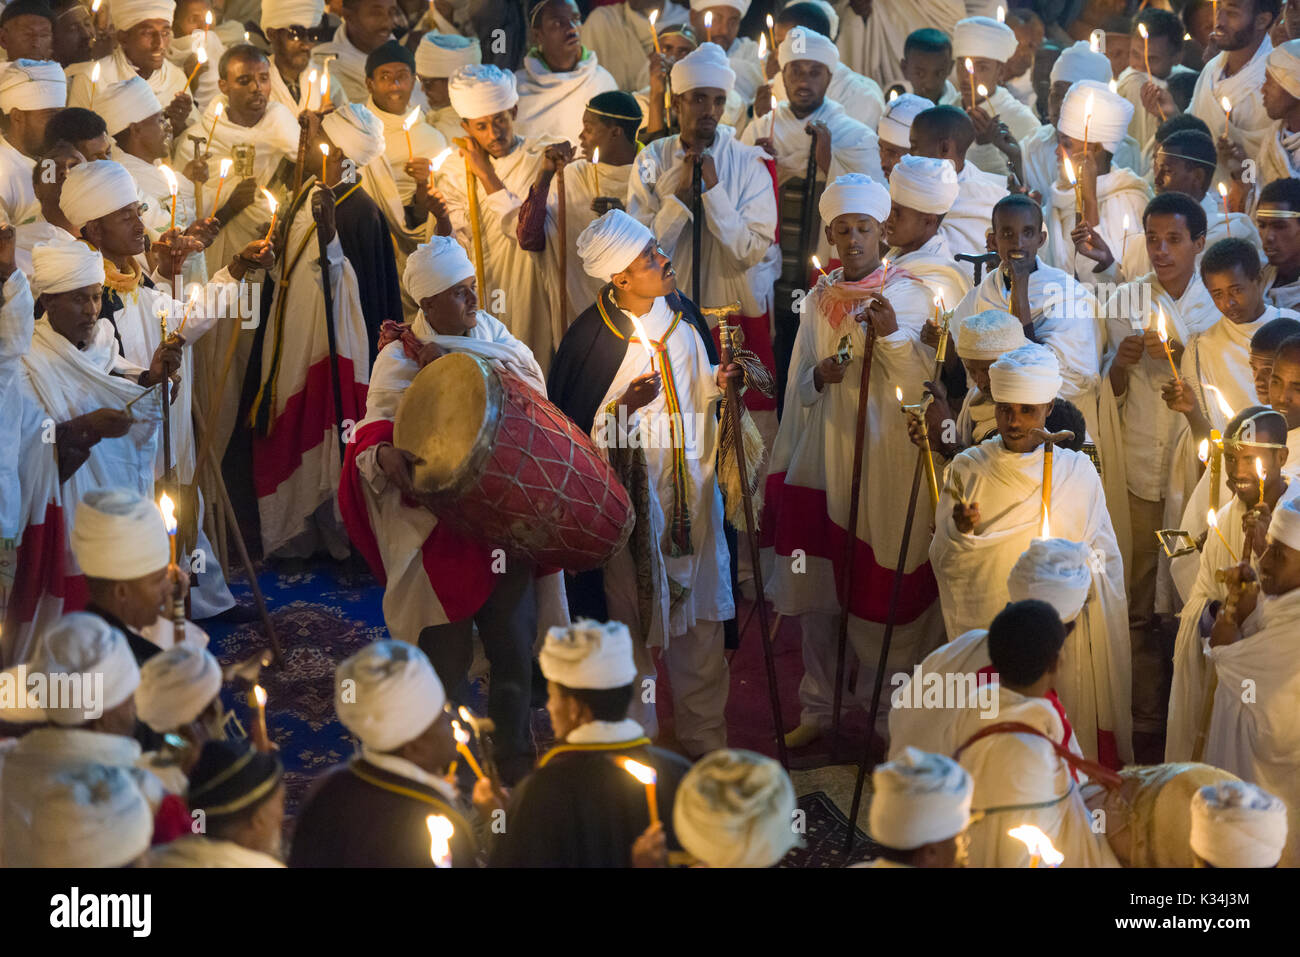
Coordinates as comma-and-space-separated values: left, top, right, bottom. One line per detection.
25, 612, 142, 725
869, 747, 973, 849
260, 0, 324, 31
1190, 781, 1288, 868
674, 749, 798, 868
539, 619, 637, 690
136, 643, 222, 732
335, 640, 446, 752
416, 32, 482, 79
1050, 40, 1112, 86
30, 238, 106, 297
689, 0, 749, 13
878, 93, 933, 149
110, 0, 176, 32
59, 159, 140, 232
404, 235, 475, 301
952, 16, 1018, 62
0, 59, 67, 111
818, 172, 889, 224
1058, 79, 1134, 153
670, 41, 735, 94
321, 102, 386, 167
576, 208, 653, 280
888, 155, 959, 215
70, 488, 170, 581
988, 342, 1063, 405
955, 308, 1027, 361
1006, 538, 1094, 624
1267, 497, 1300, 551
778, 26, 838, 71
96, 75, 162, 136
6, 763, 153, 867
448, 63, 518, 120
1266, 40, 1300, 100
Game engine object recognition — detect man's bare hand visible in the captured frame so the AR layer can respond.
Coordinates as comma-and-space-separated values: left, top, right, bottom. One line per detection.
631, 821, 668, 868
541, 141, 576, 174
813, 354, 847, 391
376, 443, 421, 498
619, 371, 661, 413
1113, 333, 1145, 369
953, 500, 980, 533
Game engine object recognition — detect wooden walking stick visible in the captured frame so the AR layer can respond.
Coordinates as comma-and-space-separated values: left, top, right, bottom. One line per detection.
708, 304, 789, 769
456, 137, 488, 297
797, 127, 819, 286
556, 161, 569, 330
1029, 427, 1076, 537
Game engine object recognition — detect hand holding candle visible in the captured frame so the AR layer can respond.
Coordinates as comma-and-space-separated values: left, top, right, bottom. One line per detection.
964, 57, 976, 109
185, 45, 208, 88
261, 188, 278, 241
591, 146, 601, 195
319, 142, 330, 184
160, 164, 179, 232
452, 720, 486, 780
1155, 306, 1179, 380
208, 157, 232, 218
648, 7, 660, 50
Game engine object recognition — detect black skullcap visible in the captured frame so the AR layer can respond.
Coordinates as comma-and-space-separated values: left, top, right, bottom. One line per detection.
365, 39, 415, 78
0, 0, 55, 24
188, 739, 283, 818
586, 89, 642, 123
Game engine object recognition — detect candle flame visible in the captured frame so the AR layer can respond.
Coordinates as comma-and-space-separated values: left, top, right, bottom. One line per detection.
1198, 438, 1210, 464
91, 61, 101, 83
158, 493, 177, 534
205, 10, 213, 26
160, 163, 178, 194
757, 33, 766, 58
1008, 824, 1063, 866
704, 11, 712, 27
649, 7, 658, 26
629, 313, 657, 365
766, 13, 774, 28
91, 0, 101, 11
888, 88, 898, 101
1256, 457, 1266, 482
1220, 95, 1231, 114
261, 188, 277, 214
811, 253, 823, 273
1204, 384, 1235, 419
996, 4, 1005, 21
1122, 213, 1130, 231
195, 45, 208, 65
1217, 181, 1228, 200
320, 143, 330, 157
592, 146, 600, 165
621, 758, 657, 785
213, 100, 223, 119
430, 146, 453, 171
1138, 22, 1149, 38
403, 107, 420, 131
1108, 78, 1118, 93
1040, 506, 1051, 539
320, 70, 329, 95
458, 705, 473, 724
964, 56, 974, 74
1206, 508, 1219, 530
1089, 30, 1101, 52
426, 814, 454, 866
253, 684, 267, 707
244, 30, 250, 42
1062, 154, 1076, 184
934, 293, 944, 309
895, 386, 904, 403
452, 719, 469, 745
218, 156, 232, 178
308, 67, 318, 85
977, 83, 988, 98
1156, 306, 1170, 344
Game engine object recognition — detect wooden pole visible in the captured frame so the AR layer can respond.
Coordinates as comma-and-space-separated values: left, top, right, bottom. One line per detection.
460, 143, 488, 296
557, 164, 569, 331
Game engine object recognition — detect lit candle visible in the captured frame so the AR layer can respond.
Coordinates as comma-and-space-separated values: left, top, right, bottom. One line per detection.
811, 254, 827, 277
159, 492, 178, 567
177, 284, 202, 335
1089, 29, 1102, 52
208, 157, 232, 218
1255, 457, 1267, 506
1120, 213, 1131, 265
888, 88, 898, 102
976, 83, 988, 104
203, 100, 223, 148
452, 720, 486, 780
429, 145, 452, 176
996, 4, 1005, 21
319, 143, 330, 184
704, 10, 713, 43
249, 684, 270, 751
306, 67, 319, 110
185, 45, 208, 88
1139, 22, 1152, 77
1198, 438, 1210, 468
1062, 154, 1083, 218
880, 256, 890, 286
648, 7, 660, 51
244, 30, 249, 42
321, 60, 332, 108
620, 758, 659, 827
403, 107, 420, 160
160, 164, 179, 232
1216, 181, 1231, 236
1209, 429, 1224, 511
1206, 509, 1239, 562
1155, 306, 1179, 380
426, 814, 454, 867
261, 188, 278, 241
1008, 824, 1064, 868
1205, 384, 1236, 423
591, 146, 601, 196
757, 32, 766, 65
964, 57, 976, 109
89, 61, 100, 108
766, 13, 777, 54
629, 313, 658, 372
1220, 95, 1232, 140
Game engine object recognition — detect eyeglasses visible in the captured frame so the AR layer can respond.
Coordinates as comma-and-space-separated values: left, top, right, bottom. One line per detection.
283, 24, 332, 43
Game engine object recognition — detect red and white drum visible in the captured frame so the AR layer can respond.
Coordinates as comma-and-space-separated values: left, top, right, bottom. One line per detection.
393, 352, 634, 570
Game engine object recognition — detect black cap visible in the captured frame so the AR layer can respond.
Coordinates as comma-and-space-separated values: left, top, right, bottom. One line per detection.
188, 739, 283, 818
365, 39, 416, 78
0, 0, 55, 25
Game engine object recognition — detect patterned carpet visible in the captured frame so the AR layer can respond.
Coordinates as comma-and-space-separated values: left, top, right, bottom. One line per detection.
206, 560, 876, 866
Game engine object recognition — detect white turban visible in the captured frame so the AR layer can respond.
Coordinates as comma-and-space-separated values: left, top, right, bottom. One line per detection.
1190, 781, 1288, 868
110, 0, 175, 31
988, 342, 1062, 405
404, 236, 474, 301
673, 749, 798, 868
787, 0, 839, 39
27, 612, 142, 725
260, 0, 324, 30
778, 26, 838, 71
878, 92, 932, 149
59, 159, 139, 232
689, 0, 750, 14
448, 63, 518, 120
136, 643, 222, 732
1267, 40, 1300, 104
955, 308, 1027, 361
575, 209, 653, 281
818, 172, 889, 225
416, 32, 482, 79
869, 747, 973, 850
321, 102, 386, 167
96, 75, 162, 136
888, 154, 958, 215
1267, 497, 1300, 551
30, 238, 105, 297
671, 41, 735, 95
0, 59, 67, 112
70, 487, 170, 581
952, 16, 1018, 62
336, 640, 445, 752
1050, 40, 1112, 86
6, 763, 153, 867
1007, 538, 1093, 623
539, 619, 637, 690
1058, 79, 1133, 153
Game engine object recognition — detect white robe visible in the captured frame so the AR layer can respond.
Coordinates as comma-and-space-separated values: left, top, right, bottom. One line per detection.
771, 63, 887, 131
1264, 264, 1300, 312
885, 232, 973, 314
1116, 64, 1197, 166
425, 103, 464, 147
115, 149, 207, 289
1044, 166, 1152, 283
67, 49, 195, 129
940, 161, 1008, 259
1259, 121, 1300, 193
268, 56, 349, 115
833, 0, 965, 92
315, 23, 391, 104
553, 157, 633, 315
166, 28, 225, 115
966, 85, 1042, 179
724, 36, 764, 103
1204, 586, 1300, 867
367, 96, 448, 206
513, 50, 619, 147
1019, 123, 1143, 209
1189, 37, 1275, 174
0, 135, 36, 227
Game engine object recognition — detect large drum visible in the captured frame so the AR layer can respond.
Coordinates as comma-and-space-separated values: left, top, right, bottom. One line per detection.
393, 352, 634, 570
1082, 762, 1241, 867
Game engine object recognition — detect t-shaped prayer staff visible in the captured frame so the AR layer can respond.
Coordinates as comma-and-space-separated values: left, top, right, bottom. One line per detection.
1029, 428, 1075, 538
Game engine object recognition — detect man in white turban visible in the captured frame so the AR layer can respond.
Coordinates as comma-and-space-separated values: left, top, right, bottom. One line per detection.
1200, 495, 1300, 866
0, 58, 65, 224
134, 640, 222, 791
550, 209, 738, 759
67, 0, 196, 139
1044, 79, 1151, 282
314, 0, 399, 104
340, 235, 560, 784
4, 763, 153, 867
883, 154, 969, 311
262, 0, 348, 114
877, 92, 933, 180
931, 344, 1131, 763
742, 25, 881, 404
951, 599, 1121, 867
289, 639, 480, 867
867, 748, 971, 867
1117, 9, 1197, 168
951, 16, 1042, 179
1190, 781, 1289, 868
687, 0, 762, 101
1259, 38, 1300, 188
438, 62, 570, 366
766, 3, 886, 131
673, 749, 798, 867
483, 620, 693, 867
415, 32, 481, 144
512, 0, 617, 146
764, 173, 943, 750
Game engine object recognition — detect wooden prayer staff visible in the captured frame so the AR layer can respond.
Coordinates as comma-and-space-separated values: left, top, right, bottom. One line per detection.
1031, 428, 1075, 538
898, 388, 939, 509
715, 311, 789, 769
619, 757, 659, 826
557, 162, 569, 328
457, 139, 488, 298
248, 684, 271, 751
452, 720, 486, 780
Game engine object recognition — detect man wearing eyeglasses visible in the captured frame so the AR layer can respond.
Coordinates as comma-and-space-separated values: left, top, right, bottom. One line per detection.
262, 0, 347, 113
